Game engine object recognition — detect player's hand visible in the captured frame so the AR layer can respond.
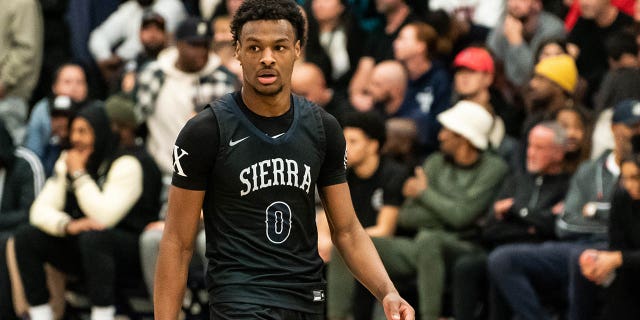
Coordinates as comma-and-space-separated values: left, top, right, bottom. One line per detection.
382, 292, 414, 320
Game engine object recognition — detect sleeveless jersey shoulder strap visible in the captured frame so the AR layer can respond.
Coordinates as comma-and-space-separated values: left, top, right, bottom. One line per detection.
293, 94, 327, 163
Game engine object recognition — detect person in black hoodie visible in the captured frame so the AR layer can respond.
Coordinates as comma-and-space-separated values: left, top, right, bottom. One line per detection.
0, 119, 45, 320
13, 104, 161, 320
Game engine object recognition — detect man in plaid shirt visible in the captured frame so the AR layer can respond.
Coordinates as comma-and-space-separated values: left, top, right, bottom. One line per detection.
135, 17, 239, 177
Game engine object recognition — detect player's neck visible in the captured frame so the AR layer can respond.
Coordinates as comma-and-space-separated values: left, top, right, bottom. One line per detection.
241, 87, 292, 117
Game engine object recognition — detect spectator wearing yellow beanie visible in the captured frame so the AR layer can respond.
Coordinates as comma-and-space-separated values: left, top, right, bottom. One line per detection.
533, 54, 578, 94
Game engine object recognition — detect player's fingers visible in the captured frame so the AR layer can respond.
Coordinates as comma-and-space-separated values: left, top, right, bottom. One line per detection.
382, 297, 401, 320
399, 302, 415, 320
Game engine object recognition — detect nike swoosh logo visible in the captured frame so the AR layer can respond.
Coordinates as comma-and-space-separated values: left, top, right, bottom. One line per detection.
229, 136, 249, 146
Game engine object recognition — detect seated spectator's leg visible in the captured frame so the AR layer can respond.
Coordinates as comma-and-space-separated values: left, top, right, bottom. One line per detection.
327, 246, 355, 320
0, 237, 19, 320
371, 236, 418, 278
6, 237, 67, 320
14, 225, 82, 320
601, 269, 640, 320
139, 228, 164, 297
488, 242, 575, 320
568, 245, 604, 320
452, 251, 488, 320
77, 229, 140, 320
488, 282, 511, 320
370, 236, 418, 317
43, 264, 66, 320
414, 231, 480, 320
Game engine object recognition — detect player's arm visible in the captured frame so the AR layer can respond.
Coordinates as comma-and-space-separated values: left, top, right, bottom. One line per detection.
154, 187, 204, 319
317, 111, 413, 320
320, 185, 414, 320
154, 108, 219, 319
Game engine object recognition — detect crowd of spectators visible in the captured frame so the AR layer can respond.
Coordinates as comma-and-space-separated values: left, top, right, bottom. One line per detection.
2, 0, 640, 319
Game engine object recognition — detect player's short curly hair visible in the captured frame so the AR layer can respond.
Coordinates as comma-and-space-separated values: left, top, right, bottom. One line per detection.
231, 0, 306, 47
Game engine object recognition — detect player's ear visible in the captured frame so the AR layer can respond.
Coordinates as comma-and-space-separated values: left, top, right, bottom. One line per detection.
294, 40, 301, 59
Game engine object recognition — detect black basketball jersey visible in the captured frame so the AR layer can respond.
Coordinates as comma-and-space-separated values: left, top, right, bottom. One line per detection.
172, 93, 346, 314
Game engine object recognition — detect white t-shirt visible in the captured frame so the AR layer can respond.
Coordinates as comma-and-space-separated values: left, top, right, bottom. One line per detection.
429, 0, 504, 28
89, 0, 187, 61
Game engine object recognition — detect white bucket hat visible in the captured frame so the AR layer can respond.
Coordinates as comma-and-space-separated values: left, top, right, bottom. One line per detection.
437, 100, 494, 150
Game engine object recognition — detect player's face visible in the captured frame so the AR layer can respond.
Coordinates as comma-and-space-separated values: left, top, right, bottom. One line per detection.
454, 68, 492, 99
344, 127, 376, 168
621, 161, 640, 200
556, 109, 585, 153
236, 19, 301, 97
526, 126, 563, 174
70, 117, 95, 153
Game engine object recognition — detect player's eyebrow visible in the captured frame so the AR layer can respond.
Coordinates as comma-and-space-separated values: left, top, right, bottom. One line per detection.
244, 37, 292, 44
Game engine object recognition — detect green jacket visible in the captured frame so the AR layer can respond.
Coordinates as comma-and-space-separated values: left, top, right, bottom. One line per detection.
398, 152, 508, 232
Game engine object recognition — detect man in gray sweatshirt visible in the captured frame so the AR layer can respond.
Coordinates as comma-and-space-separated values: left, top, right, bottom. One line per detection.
487, 0, 565, 86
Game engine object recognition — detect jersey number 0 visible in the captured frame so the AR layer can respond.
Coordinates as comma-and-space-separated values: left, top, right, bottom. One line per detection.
265, 201, 292, 244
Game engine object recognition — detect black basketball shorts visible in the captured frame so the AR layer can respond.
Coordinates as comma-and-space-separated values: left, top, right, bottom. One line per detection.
210, 302, 324, 320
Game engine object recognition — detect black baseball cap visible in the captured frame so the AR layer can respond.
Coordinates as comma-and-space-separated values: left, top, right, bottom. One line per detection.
141, 10, 166, 30
175, 17, 212, 45
613, 99, 640, 126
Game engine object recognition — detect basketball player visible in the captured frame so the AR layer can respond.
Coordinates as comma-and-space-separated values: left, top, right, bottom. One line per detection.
153, 0, 415, 319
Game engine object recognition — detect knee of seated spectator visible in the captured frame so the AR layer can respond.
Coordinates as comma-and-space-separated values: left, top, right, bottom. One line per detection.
13, 225, 47, 252
414, 230, 444, 257
487, 246, 519, 277
77, 230, 112, 252
568, 247, 585, 265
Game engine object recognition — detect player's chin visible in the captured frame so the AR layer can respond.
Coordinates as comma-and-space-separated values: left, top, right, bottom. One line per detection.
255, 84, 284, 97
